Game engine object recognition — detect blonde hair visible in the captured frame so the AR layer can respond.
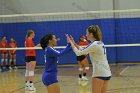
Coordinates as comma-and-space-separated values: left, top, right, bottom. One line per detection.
26, 30, 34, 39
87, 25, 102, 41
11, 38, 16, 44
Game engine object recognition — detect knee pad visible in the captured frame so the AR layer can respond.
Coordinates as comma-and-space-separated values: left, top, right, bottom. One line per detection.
5, 59, 8, 62
78, 68, 83, 71
13, 59, 16, 62
1, 59, 4, 62
25, 70, 29, 76
9, 59, 12, 62
28, 71, 34, 76
85, 67, 90, 70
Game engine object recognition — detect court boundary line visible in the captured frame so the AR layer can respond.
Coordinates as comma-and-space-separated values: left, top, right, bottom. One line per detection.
119, 66, 130, 75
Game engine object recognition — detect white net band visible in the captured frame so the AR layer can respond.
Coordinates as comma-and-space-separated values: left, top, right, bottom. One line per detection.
0, 9, 140, 23
0, 43, 140, 50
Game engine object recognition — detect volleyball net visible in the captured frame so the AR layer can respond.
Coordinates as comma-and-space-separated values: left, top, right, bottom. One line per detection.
0, 9, 140, 22
0, 9, 140, 65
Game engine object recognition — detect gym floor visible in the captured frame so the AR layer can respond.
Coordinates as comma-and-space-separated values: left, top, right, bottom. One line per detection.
0, 64, 140, 93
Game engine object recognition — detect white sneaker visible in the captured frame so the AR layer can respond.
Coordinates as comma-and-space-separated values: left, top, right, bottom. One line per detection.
9, 66, 12, 70
25, 82, 29, 91
28, 83, 36, 91
81, 80, 88, 86
25, 81, 29, 90
82, 76, 88, 81
14, 66, 18, 69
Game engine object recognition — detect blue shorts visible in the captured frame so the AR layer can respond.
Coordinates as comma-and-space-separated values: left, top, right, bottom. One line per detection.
42, 72, 58, 86
95, 76, 111, 80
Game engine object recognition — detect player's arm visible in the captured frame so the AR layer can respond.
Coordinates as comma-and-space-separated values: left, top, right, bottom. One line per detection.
72, 43, 95, 56
67, 35, 94, 56
35, 43, 41, 47
74, 43, 80, 49
48, 44, 71, 57
14, 44, 17, 52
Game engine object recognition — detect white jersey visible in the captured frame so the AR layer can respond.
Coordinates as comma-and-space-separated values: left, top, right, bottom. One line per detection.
73, 41, 111, 77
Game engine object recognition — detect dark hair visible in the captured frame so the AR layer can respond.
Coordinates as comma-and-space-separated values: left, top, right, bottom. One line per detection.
40, 34, 53, 50
26, 30, 34, 39
87, 25, 102, 41
78, 35, 84, 42
1, 36, 6, 39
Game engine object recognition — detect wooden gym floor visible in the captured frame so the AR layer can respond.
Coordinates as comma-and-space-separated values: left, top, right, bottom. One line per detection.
0, 64, 140, 93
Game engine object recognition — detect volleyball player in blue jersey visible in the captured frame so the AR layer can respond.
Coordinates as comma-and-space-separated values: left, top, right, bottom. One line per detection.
40, 34, 71, 93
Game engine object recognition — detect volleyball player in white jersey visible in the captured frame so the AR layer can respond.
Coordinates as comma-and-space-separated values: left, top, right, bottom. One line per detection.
67, 25, 111, 93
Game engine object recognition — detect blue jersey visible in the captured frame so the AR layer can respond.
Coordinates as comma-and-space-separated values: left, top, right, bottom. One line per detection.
44, 43, 71, 72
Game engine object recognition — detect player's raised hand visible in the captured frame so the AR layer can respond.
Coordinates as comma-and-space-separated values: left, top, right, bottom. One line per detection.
65, 34, 71, 43
70, 35, 76, 45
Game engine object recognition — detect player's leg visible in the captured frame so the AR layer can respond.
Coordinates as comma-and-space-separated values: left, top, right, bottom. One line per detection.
13, 54, 17, 69
92, 78, 104, 93
47, 83, 60, 93
5, 53, 9, 69
101, 80, 109, 93
77, 61, 84, 85
25, 62, 30, 90
81, 57, 89, 81
1, 53, 5, 70
9, 53, 13, 70
28, 58, 36, 91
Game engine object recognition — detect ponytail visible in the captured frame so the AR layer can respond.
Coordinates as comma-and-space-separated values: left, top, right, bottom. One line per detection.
87, 25, 102, 41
